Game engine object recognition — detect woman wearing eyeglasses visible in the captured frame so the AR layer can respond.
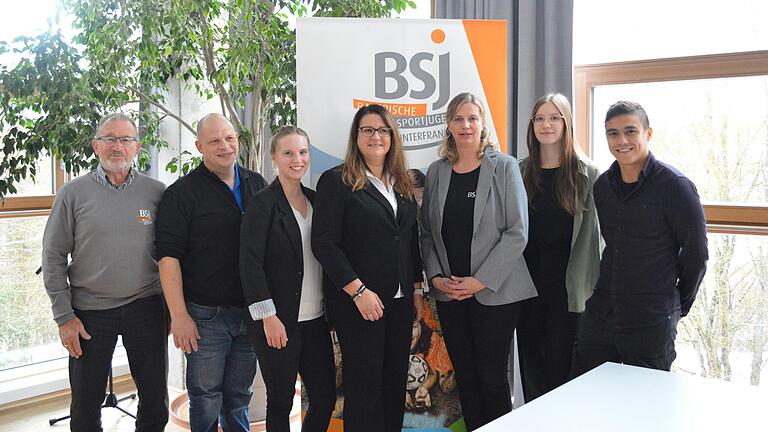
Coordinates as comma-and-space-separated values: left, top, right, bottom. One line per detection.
311, 104, 424, 432
516, 93, 601, 402
420, 92, 536, 430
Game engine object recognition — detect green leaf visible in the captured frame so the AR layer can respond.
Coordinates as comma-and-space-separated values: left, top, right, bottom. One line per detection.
0, 0, 410, 197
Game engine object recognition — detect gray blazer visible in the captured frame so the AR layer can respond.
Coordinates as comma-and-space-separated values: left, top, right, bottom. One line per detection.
420, 149, 537, 306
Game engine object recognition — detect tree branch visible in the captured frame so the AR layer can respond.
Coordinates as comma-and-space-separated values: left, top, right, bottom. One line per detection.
127, 85, 196, 136
199, 16, 243, 133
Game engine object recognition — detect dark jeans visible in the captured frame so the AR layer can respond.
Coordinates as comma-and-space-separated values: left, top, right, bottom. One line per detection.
329, 296, 413, 432
185, 302, 258, 432
253, 316, 336, 432
436, 297, 520, 431
573, 307, 680, 376
69, 294, 168, 432
516, 296, 580, 402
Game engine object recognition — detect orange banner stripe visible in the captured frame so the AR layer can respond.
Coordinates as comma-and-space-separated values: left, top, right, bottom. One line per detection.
353, 99, 427, 117
462, 20, 508, 153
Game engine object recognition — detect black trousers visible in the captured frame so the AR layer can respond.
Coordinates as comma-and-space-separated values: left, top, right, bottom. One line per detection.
436, 298, 520, 431
328, 296, 413, 432
253, 316, 336, 432
69, 294, 168, 432
516, 297, 580, 402
573, 307, 680, 376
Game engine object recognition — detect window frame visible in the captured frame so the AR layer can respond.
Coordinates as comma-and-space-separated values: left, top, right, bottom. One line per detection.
574, 50, 768, 233
0, 160, 135, 406
0, 158, 66, 212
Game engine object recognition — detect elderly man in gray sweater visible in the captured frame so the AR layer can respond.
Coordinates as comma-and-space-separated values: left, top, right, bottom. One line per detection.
42, 113, 168, 432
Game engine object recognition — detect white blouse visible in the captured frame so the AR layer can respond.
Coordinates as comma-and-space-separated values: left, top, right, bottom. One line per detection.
291, 201, 325, 321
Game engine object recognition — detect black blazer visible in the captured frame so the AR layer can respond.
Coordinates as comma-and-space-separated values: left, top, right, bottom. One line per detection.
240, 178, 317, 339
311, 166, 423, 308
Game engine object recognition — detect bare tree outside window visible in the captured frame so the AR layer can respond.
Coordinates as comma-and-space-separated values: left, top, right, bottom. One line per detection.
0, 216, 64, 370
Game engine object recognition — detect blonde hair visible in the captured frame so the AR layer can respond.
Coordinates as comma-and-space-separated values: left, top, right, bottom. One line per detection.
438, 92, 495, 163
269, 126, 310, 154
341, 104, 412, 198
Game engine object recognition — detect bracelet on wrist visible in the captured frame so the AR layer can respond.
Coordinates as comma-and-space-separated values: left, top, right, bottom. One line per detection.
351, 284, 367, 302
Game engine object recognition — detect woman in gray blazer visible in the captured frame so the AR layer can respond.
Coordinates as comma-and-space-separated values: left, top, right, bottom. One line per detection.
516, 93, 601, 403
420, 92, 536, 431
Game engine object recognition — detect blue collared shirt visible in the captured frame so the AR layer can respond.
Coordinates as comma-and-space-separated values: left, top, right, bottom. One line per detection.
588, 152, 708, 328
229, 164, 243, 212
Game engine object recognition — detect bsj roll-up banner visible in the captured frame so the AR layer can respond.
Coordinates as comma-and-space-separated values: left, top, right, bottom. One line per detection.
297, 18, 508, 432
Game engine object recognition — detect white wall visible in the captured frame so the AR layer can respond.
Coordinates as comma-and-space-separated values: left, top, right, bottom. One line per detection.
155, 78, 222, 186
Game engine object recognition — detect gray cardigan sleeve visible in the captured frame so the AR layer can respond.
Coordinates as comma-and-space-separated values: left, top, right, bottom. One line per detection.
42, 186, 76, 326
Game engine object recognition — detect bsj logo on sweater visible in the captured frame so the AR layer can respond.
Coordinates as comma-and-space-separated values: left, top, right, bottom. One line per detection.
136, 209, 153, 225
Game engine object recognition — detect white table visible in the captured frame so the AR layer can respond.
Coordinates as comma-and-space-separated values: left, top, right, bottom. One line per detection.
479, 362, 768, 431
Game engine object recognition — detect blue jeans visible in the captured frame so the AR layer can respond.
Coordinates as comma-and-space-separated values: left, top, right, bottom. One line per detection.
185, 302, 258, 432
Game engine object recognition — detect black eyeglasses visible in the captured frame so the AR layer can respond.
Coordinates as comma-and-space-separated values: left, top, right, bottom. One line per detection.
358, 126, 392, 138
96, 136, 138, 145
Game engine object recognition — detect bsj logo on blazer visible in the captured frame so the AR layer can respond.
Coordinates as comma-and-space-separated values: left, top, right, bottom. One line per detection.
467, 191, 476, 198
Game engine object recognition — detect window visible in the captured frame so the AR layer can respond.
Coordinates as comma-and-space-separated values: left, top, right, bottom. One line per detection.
574, 5, 768, 386
573, 0, 768, 65
574, 51, 768, 231
0, 157, 65, 212
676, 233, 768, 385
0, 206, 131, 406
0, 215, 61, 371
589, 75, 768, 206
395, 0, 432, 19
4, 154, 56, 197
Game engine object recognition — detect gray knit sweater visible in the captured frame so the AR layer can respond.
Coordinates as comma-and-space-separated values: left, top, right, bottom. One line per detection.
42, 169, 166, 325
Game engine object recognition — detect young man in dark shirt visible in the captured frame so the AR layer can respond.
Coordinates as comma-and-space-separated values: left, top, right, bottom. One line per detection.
574, 101, 708, 374
155, 113, 267, 431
